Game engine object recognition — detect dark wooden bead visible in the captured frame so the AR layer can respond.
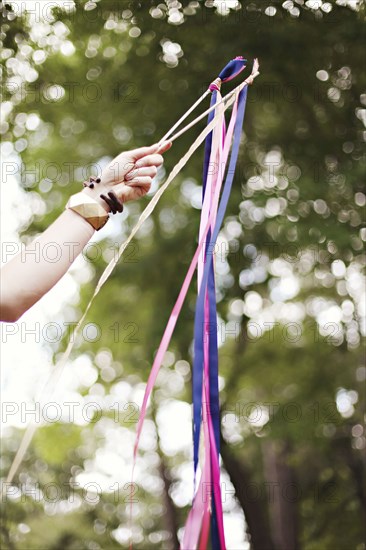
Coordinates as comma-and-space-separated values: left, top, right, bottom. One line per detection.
108, 191, 124, 213
100, 193, 117, 214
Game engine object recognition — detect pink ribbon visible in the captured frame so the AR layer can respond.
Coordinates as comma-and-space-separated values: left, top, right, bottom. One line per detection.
130, 56, 250, 547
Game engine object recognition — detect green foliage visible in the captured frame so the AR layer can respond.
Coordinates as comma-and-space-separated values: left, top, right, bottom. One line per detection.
1, 1, 365, 549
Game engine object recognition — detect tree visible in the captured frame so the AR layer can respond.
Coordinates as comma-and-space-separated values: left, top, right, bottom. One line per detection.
1, 1, 365, 548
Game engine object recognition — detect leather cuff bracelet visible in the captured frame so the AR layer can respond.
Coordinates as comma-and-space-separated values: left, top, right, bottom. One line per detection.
66, 192, 109, 231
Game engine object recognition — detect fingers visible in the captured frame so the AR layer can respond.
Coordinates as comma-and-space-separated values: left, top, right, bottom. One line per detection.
125, 176, 153, 188
129, 143, 160, 161
124, 152, 164, 181
113, 178, 152, 202
125, 166, 157, 181
128, 141, 172, 161
135, 154, 163, 169
156, 140, 172, 154
103, 141, 172, 192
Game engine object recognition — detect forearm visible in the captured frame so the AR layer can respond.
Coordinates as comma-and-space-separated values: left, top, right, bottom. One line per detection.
0, 209, 95, 322
0, 142, 170, 323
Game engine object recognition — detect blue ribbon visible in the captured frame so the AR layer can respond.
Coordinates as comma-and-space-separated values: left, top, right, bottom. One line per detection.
192, 85, 248, 547
218, 56, 247, 81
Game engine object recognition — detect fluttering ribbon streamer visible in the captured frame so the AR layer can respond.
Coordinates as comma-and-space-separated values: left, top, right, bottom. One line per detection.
133, 58, 258, 549
3, 56, 260, 548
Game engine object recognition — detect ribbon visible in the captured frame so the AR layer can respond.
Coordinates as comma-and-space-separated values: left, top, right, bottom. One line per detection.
193, 60, 247, 550
132, 60, 256, 549
190, 84, 249, 550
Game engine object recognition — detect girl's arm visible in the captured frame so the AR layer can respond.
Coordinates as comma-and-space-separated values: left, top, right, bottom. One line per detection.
0, 142, 171, 322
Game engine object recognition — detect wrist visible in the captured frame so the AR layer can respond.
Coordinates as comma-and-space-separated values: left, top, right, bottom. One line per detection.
81, 186, 111, 213
82, 176, 124, 216
66, 191, 109, 231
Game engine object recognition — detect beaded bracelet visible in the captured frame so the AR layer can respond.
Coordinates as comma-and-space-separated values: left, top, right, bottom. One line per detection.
83, 177, 124, 215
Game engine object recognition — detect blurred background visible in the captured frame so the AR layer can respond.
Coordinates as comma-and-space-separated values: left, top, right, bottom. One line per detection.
0, 1, 365, 548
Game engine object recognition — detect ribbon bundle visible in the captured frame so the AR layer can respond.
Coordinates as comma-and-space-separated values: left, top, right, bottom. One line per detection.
133, 57, 258, 549
4, 56, 259, 549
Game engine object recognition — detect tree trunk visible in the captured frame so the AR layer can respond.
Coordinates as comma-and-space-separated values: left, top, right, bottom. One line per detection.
152, 403, 180, 550
220, 434, 275, 550
336, 434, 366, 514
262, 440, 299, 550
158, 459, 180, 550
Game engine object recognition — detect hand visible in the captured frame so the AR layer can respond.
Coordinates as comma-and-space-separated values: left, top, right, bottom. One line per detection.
99, 141, 172, 204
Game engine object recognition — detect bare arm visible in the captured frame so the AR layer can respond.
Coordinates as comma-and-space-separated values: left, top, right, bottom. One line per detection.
0, 210, 94, 322
0, 142, 171, 322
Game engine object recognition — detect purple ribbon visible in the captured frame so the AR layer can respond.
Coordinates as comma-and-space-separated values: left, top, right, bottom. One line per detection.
193, 81, 249, 548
